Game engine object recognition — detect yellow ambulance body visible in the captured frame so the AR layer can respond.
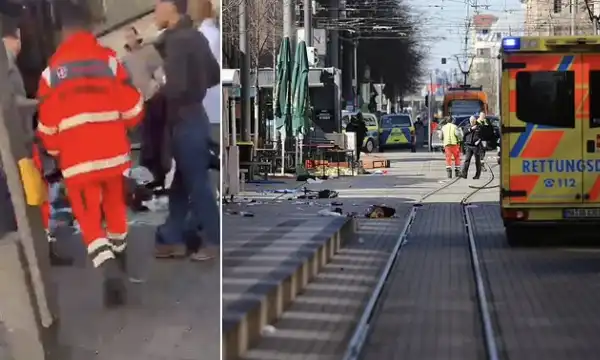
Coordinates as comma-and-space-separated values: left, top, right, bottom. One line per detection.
500, 36, 600, 245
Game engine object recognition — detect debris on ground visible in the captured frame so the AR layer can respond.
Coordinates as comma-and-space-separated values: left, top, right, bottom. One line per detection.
317, 209, 345, 217
297, 189, 339, 199
365, 205, 396, 218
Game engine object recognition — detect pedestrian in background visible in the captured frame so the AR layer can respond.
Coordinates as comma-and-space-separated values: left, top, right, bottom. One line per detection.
461, 116, 483, 179
181, 0, 221, 259
439, 116, 463, 178
152, 0, 220, 261
37, 0, 145, 307
346, 113, 367, 163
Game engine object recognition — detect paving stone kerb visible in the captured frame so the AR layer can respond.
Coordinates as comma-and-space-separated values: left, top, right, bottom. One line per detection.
240, 206, 414, 360
472, 203, 600, 360
222, 200, 354, 359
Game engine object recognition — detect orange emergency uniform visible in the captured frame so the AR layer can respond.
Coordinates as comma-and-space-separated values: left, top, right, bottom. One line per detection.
36, 32, 144, 268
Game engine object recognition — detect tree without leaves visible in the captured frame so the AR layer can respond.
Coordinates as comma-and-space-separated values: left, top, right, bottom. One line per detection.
222, 0, 282, 68
333, 0, 424, 98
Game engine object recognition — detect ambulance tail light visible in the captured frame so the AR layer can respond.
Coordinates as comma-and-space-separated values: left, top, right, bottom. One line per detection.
501, 37, 521, 52
502, 208, 529, 220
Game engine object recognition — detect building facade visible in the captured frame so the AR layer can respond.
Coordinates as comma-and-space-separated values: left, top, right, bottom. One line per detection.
469, 14, 524, 114
524, 0, 596, 35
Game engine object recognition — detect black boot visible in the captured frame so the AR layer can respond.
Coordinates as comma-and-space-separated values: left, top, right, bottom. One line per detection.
49, 242, 74, 267
114, 251, 127, 274
455, 168, 461, 178
446, 168, 452, 178
473, 173, 481, 180
100, 258, 127, 308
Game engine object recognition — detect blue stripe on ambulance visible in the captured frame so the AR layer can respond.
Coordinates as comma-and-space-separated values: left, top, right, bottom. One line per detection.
509, 55, 574, 158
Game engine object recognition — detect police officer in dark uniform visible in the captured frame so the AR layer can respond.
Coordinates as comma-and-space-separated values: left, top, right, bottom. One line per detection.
461, 116, 483, 179
346, 112, 368, 162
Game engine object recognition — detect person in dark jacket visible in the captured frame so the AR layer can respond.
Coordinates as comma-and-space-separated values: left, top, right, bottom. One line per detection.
153, 0, 220, 261
461, 116, 483, 179
346, 112, 368, 162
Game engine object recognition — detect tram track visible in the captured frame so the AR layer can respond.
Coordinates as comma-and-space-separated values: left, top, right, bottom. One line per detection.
343, 162, 501, 360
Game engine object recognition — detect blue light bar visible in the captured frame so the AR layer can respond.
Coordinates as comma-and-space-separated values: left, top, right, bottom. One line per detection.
502, 37, 521, 51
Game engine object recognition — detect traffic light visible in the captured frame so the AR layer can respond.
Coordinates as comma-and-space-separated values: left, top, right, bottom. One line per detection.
441, 58, 447, 64
424, 94, 429, 107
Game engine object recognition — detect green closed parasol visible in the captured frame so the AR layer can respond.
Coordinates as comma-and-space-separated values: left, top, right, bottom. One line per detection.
290, 40, 310, 136
273, 37, 292, 137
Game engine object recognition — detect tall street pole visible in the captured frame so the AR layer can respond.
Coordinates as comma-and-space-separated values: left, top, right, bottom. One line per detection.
304, 0, 312, 46
283, 0, 295, 52
239, 0, 251, 142
353, 38, 358, 110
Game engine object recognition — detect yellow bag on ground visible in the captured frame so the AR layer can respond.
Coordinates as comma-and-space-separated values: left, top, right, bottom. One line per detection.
17, 158, 47, 206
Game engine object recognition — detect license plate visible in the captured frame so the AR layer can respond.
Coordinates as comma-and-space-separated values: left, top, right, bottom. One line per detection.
563, 208, 600, 218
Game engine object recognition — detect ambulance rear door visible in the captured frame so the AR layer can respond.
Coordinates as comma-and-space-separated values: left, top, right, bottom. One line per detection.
504, 53, 581, 204
581, 54, 600, 206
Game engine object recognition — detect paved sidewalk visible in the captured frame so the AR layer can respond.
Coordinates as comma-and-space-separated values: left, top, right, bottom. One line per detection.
231, 151, 456, 359
362, 203, 484, 360
51, 221, 220, 360
473, 204, 600, 360
1, 205, 219, 360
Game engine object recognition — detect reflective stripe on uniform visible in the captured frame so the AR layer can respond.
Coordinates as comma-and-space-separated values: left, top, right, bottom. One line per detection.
62, 153, 130, 179
92, 249, 115, 268
87, 238, 115, 268
122, 96, 144, 119
107, 232, 127, 240
37, 122, 57, 135
87, 237, 112, 254
58, 111, 121, 132
47, 150, 59, 156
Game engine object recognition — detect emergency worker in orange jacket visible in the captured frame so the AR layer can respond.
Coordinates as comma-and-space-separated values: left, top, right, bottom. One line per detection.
36, 1, 144, 307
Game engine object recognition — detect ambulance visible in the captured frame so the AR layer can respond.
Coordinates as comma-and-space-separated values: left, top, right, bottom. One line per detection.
499, 36, 600, 245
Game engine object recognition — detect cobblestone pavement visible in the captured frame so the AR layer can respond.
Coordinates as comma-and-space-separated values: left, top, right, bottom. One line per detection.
234, 151, 463, 359
240, 212, 412, 360
53, 223, 219, 360
473, 203, 600, 360
361, 203, 484, 360
1, 205, 219, 360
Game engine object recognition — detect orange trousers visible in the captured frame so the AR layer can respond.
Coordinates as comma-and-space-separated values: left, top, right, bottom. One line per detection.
444, 144, 462, 168
66, 175, 128, 268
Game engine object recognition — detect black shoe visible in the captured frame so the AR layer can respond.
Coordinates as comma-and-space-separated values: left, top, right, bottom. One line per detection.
455, 169, 461, 178
100, 259, 127, 308
446, 169, 453, 178
49, 243, 74, 267
473, 175, 480, 180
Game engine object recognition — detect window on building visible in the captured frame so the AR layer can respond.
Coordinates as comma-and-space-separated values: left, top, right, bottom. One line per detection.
554, 0, 562, 13
481, 29, 489, 34
516, 71, 574, 128
477, 48, 491, 57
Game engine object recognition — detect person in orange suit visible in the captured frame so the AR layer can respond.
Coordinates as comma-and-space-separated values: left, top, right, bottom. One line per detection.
36, 1, 144, 307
